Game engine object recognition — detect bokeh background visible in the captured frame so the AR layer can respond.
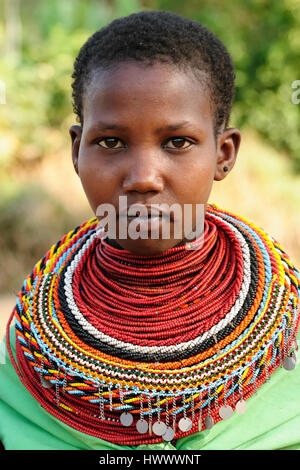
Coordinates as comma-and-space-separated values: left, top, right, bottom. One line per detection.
1, 0, 300, 338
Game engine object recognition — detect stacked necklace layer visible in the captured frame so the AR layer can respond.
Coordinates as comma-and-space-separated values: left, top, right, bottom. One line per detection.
7, 204, 300, 445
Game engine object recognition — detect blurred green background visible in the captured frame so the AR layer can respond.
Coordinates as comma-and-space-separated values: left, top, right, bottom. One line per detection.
0, 0, 300, 322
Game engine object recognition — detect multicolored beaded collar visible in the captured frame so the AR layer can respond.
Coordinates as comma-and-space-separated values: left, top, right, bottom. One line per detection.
7, 204, 300, 445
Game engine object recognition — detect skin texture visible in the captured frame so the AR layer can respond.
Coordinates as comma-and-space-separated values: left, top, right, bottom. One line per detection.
70, 61, 241, 255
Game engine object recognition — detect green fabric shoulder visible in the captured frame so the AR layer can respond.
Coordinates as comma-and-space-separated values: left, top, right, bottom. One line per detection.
0, 326, 300, 450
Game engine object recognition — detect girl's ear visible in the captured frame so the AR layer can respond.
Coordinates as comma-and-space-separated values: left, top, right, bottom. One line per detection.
69, 125, 82, 175
214, 128, 241, 181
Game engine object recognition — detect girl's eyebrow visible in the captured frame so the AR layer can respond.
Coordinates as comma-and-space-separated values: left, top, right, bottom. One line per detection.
87, 120, 195, 133
87, 122, 128, 132
156, 121, 193, 132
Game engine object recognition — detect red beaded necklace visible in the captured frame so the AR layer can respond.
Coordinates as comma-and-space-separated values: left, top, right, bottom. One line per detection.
73, 216, 241, 346
6, 204, 300, 445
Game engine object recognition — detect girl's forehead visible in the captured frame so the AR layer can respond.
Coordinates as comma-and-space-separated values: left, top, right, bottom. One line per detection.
83, 61, 213, 125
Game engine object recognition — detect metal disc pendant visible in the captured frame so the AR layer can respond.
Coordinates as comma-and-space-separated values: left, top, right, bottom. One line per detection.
178, 417, 193, 432
120, 412, 133, 427
162, 426, 175, 442
205, 415, 214, 429
283, 355, 296, 371
40, 377, 54, 389
235, 399, 247, 415
153, 420, 167, 436
136, 419, 149, 434
219, 405, 234, 420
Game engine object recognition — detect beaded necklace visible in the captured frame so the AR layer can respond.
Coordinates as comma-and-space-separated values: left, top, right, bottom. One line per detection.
6, 204, 300, 445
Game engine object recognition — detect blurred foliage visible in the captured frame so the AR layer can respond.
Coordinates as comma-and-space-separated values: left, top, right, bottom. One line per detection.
0, 0, 300, 172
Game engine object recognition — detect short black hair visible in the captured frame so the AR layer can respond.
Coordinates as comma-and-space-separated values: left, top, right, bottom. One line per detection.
71, 10, 235, 136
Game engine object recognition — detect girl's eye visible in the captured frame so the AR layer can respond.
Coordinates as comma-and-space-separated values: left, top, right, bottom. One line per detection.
164, 138, 193, 149
97, 138, 124, 149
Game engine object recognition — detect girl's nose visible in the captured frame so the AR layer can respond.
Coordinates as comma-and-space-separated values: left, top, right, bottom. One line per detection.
122, 150, 164, 194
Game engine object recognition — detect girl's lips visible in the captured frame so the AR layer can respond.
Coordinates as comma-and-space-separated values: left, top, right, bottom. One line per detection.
124, 215, 167, 232
118, 204, 175, 221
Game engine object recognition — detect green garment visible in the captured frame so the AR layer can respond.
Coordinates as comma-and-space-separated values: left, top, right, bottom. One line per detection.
0, 327, 300, 451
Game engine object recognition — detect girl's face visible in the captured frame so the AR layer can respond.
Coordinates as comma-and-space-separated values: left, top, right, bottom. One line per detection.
70, 61, 240, 255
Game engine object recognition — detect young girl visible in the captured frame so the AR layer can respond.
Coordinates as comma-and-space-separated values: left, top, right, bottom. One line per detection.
0, 10, 299, 451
